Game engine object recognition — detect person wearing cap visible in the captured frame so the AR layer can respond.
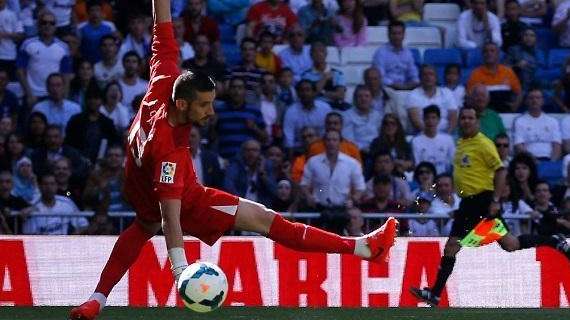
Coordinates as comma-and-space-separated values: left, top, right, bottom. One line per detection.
408, 191, 439, 237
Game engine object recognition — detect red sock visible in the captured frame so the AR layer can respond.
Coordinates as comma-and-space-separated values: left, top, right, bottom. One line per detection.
95, 221, 154, 297
268, 215, 355, 254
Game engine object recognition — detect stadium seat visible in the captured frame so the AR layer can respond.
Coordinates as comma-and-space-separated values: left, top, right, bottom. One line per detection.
403, 26, 443, 51
366, 26, 389, 46
548, 49, 570, 69
423, 48, 462, 66
423, 3, 461, 23
463, 49, 482, 67
411, 48, 421, 65
535, 28, 558, 52
327, 46, 341, 67
339, 65, 367, 85
538, 161, 563, 186
219, 24, 236, 44
460, 67, 473, 84
221, 43, 241, 66
341, 46, 376, 65
535, 68, 562, 86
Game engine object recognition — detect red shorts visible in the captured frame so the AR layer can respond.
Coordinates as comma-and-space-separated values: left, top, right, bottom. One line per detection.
134, 186, 240, 246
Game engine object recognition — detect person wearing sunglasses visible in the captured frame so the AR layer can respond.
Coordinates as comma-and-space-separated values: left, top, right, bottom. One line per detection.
494, 132, 511, 167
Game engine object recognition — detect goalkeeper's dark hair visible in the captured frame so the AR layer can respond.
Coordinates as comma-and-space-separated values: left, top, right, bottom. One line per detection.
172, 70, 215, 103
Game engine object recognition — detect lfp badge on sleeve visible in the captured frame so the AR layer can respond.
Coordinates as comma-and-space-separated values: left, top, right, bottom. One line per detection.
160, 162, 177, 184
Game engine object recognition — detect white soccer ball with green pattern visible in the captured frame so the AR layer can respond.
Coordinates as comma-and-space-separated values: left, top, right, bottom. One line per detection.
177, 262, 228, 312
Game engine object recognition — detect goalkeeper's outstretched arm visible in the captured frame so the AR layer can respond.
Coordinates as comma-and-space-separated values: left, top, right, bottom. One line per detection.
153, 0, 172, 24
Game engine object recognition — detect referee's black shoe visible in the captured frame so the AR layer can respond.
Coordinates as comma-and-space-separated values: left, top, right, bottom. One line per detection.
410, 287, 440, 307
553, 234, 570, 260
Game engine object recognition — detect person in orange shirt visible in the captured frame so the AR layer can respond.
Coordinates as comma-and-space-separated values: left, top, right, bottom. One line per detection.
306, 112, 362, 163
74, 0, 114, 24
255, 31, 283, 74
466, 42, 522, 112
291, 126, 319, 183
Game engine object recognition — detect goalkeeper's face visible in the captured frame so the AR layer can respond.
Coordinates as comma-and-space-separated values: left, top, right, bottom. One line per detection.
187, 90, 216, 127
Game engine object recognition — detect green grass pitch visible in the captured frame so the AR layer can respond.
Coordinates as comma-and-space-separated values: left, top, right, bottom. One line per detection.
1, 307, 569, 320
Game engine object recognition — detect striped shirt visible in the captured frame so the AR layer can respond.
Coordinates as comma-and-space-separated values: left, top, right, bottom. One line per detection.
227, 65, 264, 105
214, 101, 266, 159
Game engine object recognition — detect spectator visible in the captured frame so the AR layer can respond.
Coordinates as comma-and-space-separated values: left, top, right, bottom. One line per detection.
182, 0, 220, 55
246, 0, 298, 43
44, 0, 75, 35
508, 151, 538, 204
189, 126, 224, 188
74, 0, 113, 24
12, 157, 40, 203
501, 182, 532, 236
0, 0, 24, 81
53, 157, 84, 208
226, 37, 265, 105
364, 150, 412, 204
333, 0, 367, 47
224, 139, 277, 206
19, 0, 37, 37
278, 26, 312, 80
430, 174, 460, 236
94, 35, 124, 87
32, 73, 81, 131
342, 85, 382, 153
99, 81, 131, 133
363, 67, 396, 114
283, 79, 332, 150
77, 0, 117, 63
411, 161, 437, 200
372, 20, 419, 90
290, 126, 319, 182
24, 112, 48, 150
369, 114, 413, 176
17, 10, 72, 106
359, 174, 406, 232
501, 0, 528, 52
0, 116, 11, 138
444, 64, 465, 108
306, 111, 362, 163
506, 28, 544, 91
513, 88, 561, 161
84, 211, 116, 235
118, 14, 151, 61
65, 86, 119, 162
213, 77, 268, 159
118, 51, 148, 109
554, 57, 570, 113
30, 125, 86, 178
173, 17, 195, 62
22, 173, 88, 235
467, 84, 506, 140
259, 72, 284, 144
411, 105, 456, 174
407, 65, 458, 133
495, 132, 512, 167
301, 41, 345, 103
344, 206, 365, 236
62, 32, 82, 69
457, 0, 502, 49
0, 69, 19, 126
2, 132, 29, 172
0, 170, 32, 234
297, 0, 336, 45
531, 180, 570, 235
518, 0, 547, 25
389, 0, 423, 24
301, 129, 365, 212
69, 59, 100, 107
207, 0, 249, 27
255, 31, 283, 74
276, 68, 297, 107
408, 191, 440, 237
467, 42, 522, 112
553, 161, 570, 208
266, 145, 291, 182
553, 0, 570, 47
83, 145, 131, 213
181, 34, 227, 86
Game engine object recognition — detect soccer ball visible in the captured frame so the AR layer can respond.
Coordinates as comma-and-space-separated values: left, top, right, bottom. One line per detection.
177, 261, 228, 313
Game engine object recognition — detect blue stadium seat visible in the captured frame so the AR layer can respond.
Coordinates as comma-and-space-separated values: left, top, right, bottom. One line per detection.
219, 24, 236, 44
411, 48, 422, 65
461, 67, 473, 84
463, 49, 482, 67
423, 48, 462, 66
535, 28, 558, 51
221, 43, 241, 66
535, 68, 562, 86
548, 49, 570, 69
538, 161, 563, 186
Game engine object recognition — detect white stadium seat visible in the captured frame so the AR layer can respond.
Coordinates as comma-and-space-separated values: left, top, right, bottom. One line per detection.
403, 26, 443, 52
423, 3, 461, 23
338, 65, 368, 86
340, 46, 377, 65
326, 46, 341, 67
366, 26, 389, 46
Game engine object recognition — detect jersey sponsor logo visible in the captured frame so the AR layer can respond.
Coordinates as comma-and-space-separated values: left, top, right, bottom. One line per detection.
160, 162, 176, 184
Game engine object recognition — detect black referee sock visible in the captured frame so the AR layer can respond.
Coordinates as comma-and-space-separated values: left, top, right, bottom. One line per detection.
517, 234, 558, 249
431, 256, 456, 298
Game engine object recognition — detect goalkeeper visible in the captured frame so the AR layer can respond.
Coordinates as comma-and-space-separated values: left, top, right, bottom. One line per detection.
411, 106, 570, 306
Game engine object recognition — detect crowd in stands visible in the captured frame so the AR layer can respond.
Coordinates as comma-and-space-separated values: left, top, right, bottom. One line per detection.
1, 0, 570, 238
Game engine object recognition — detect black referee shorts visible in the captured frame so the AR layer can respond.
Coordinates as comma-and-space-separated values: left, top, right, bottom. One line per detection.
450, 191, 509, 238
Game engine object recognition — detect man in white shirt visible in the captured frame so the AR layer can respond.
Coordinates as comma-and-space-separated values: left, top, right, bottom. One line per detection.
411, 105, 456, 174
118, 51, 148, 109
44, 0, 75, 33
278, 25, 312, 80
0, 0, 24, 80
94, 34, 124, 87
407, 65, 458, 133
429, 174, 460, 236
118, 14, 151, 61
342, 85, 382, 152
22, 173, 88, 235
32, 73, 80, 131
457, 0, 502, 48
553, 0, 570, 47
301, 130, 366, 209
514, 88, 562, 160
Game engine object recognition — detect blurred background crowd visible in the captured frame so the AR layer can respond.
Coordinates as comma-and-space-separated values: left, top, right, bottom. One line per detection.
1, 0, 570, 238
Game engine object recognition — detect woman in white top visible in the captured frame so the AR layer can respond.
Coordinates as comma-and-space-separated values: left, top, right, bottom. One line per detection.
99, 82, 132, 134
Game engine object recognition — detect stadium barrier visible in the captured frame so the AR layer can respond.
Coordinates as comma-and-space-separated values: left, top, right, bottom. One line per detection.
0, 236, 568, 308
